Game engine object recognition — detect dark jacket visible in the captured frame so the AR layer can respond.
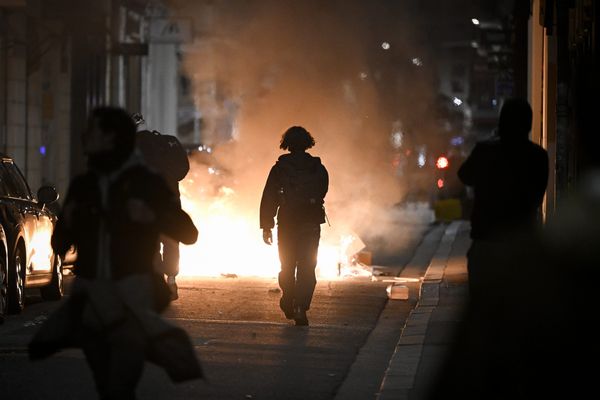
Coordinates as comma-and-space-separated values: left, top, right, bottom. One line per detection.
458, 138, 548, 241
51, 157, 197, 280
260, 152, 328, 229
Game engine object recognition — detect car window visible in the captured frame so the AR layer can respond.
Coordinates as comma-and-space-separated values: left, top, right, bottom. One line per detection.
0, 164, 10, 196
0, 161, 32, 200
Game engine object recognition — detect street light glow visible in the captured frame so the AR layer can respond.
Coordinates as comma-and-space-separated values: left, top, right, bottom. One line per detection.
471, 18, 480, 25
381, 41, 390, 50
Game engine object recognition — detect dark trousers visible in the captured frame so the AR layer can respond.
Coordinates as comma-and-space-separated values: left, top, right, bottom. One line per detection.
277, 224, 320, 310
81, 319, 147, 400
160, 236, 180, 277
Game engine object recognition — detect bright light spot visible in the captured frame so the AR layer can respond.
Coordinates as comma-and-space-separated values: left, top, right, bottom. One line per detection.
39, 146, 46, 156
359, 72, 368, 80
417, 153, 426, 168
208, 167, 216, 175
437, 178, 445, 189
30, 219, 54, 269
472, 18, 480, 25
381, 41, 390, 50
471, 41, 479, 48
452, 97, 463, 106
492, 98, 498, 106
391, 131, 403, 149
412, 57, 423, 67
436, 156, 449, 169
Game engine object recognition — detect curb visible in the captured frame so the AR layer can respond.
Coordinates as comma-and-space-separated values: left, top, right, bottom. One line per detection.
376, 221, 463, 400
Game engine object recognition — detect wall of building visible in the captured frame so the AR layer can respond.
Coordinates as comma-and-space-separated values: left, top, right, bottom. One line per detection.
0, 3, 72, 199
527, 0, 600, 217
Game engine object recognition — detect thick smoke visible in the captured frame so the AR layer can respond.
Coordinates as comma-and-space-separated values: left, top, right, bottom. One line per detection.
173, 0, 437, 254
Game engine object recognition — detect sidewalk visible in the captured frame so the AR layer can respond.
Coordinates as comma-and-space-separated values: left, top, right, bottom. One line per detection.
377, 220, 471, 400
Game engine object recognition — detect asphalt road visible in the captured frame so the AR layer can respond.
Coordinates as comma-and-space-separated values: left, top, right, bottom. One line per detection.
0, 203, 436, 400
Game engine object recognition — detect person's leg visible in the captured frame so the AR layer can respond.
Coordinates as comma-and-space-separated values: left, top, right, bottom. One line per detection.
277, 226, 297, 319
161, 236, 180, 300
81, 333, 111, 399
293, 225, 320, 325
104, 319, 147, 400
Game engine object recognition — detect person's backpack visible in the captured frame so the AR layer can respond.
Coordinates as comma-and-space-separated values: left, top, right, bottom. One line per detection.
277, 161, 326, 209
137, 130, 190, 184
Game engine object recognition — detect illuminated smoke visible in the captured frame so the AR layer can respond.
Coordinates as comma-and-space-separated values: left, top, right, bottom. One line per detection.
170, 0, 439, 272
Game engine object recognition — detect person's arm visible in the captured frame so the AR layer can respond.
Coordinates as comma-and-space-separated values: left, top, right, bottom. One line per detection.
457, 144, 481, 186
159, 205, 198, 245
319, 164, 329, 200
532, 148, 550, 207
122, 166, 197, 245
156, 189, 198, 245
259, 165, 280, 231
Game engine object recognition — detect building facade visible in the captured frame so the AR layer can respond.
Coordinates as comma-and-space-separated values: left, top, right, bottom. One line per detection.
0, 0, 184, 200
524, 0, 599, 217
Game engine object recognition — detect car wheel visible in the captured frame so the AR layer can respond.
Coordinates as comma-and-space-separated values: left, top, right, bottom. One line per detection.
0, 254, 7, 323
40, 255, 63, 301
7, 247, 25, 314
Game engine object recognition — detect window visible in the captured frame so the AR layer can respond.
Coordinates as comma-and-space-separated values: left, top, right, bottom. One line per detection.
0, 166, 9, 197
1, 161, 32, 200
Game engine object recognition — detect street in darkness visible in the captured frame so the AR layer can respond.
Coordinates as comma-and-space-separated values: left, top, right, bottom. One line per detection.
0, 207, 438, 400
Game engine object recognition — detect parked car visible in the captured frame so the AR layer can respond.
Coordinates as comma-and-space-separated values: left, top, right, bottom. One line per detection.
0, 154, 62, 316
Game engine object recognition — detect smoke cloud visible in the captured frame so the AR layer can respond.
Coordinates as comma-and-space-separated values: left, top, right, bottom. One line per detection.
173, 0, 438, 257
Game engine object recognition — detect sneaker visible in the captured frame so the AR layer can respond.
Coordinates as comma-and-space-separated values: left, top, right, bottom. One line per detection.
280, 297, 294, 319
293, 307, 308, 326
167, 276, 179, 301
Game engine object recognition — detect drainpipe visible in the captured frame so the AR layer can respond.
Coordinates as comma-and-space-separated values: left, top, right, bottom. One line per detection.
554, 0, 570, 209
2, 31, 7, 155
24, 29, 29, 180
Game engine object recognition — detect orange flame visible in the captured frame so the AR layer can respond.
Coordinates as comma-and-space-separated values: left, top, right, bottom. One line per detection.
177, 176, 367, 278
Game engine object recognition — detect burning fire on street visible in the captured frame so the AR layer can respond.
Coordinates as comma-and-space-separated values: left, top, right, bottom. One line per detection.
177, 170, 371, 279
168, 1, 427, 280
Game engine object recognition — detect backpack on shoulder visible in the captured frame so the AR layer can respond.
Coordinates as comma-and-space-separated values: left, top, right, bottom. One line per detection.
137, 130, 190, 183
277, 161, 327, 223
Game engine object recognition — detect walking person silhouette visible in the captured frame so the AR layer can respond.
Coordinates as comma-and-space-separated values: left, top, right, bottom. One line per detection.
132, 113, 190, 300
260, 126, 329, 326
458, 97, 549, 303
426, 97, 549, 399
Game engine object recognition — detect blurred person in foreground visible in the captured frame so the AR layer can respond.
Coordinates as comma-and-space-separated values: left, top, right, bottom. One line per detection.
132, 113, 190, 300
539, 169, 600, 398
260, 126, 328, 326
427, 97, 549, 399
29, 107, 202, 399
